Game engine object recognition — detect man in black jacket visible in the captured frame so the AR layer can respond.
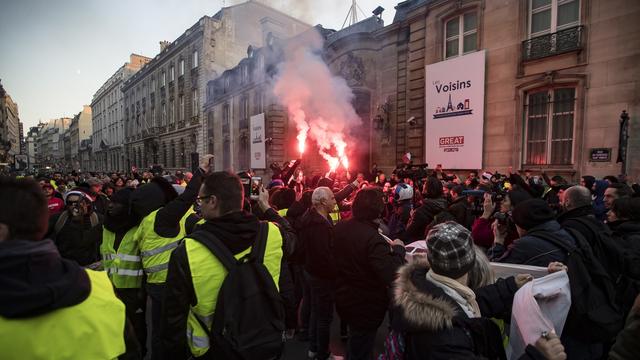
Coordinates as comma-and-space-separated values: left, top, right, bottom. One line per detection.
489, 199, 575, 266
333, 187, 406, 360
299, 186, 338, 360
557, 185, 624, 278
161, 172, 296, 360
48, 189, 103, 267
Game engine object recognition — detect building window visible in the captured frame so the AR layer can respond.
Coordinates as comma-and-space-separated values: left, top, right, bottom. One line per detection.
169, 99, 174, 124
161, 103, 166, 126
529, 0, 580, 38
192, 89, 199, 117
223, 103, 230, 131
162, 72, 166, 87
524, 87, 576, 165
162, 142, 167, 167
151, 77, 156, 91
193, 50, 199, 68
444, 11, 478, 59
254, 90, 263, 114
180, 139, 186, 168
179, 95, 184, 122
170, 140, 175, 168
170, 65, 175, 82
241, 65, 248, 84
240, 96, 249, 129
179, 59, 185, 76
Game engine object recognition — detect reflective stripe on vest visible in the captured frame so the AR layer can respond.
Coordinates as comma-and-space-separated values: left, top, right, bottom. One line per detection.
330, 204, 341, 224
136, 209, 192, 284
100, 226, 143, 288
0, 270, 126, 360
183, 222, 283, 357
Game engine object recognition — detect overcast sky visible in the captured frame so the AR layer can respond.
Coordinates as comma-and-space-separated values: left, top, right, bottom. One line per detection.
0, 0, 399, 131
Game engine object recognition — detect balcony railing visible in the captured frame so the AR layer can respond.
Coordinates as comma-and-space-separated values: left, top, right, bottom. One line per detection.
190, 115, 199, 126
522, 25, 584, 61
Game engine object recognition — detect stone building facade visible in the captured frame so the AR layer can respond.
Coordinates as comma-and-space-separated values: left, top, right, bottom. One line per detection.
122, 1, 308, 172
91, 54, 150, 172
37, 118, 71, 169
207, 0, 640, 180
25, 125, 40, 170
69, 105, 92, 171
0, 81, 20, 165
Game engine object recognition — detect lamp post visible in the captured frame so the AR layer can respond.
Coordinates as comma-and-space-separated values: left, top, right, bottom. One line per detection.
617, 110, 629, 175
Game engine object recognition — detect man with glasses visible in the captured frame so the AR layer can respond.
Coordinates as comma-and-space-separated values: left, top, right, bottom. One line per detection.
47, 189, 103, 267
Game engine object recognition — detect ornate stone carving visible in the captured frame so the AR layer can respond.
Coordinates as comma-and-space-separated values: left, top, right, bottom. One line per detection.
339, 52, 365, 86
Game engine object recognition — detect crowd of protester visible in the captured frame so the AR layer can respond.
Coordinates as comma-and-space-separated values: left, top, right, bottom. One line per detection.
1, 159, 639, 360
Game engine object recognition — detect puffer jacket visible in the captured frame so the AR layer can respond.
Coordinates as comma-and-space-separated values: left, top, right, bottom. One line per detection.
390, 256, 546, 360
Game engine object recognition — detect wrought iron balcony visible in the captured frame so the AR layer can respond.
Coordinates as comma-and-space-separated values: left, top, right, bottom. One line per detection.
522, 25, 584, 61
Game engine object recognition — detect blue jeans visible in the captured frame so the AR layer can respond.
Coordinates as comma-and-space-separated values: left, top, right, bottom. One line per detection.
306, 272, 335, 360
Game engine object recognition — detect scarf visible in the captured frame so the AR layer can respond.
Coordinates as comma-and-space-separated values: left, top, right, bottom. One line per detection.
427, 270, 481, 318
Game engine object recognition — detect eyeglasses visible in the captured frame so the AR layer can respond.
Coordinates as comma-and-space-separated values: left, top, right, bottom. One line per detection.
196, 195, 214, 206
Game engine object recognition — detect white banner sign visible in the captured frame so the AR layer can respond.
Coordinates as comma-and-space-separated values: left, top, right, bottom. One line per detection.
250, 113, 266, 169
425, 50, 486, 169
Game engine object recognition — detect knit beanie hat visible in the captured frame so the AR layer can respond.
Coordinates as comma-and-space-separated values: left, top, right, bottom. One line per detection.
426, 221, 476, 279
512, 199, 555, 230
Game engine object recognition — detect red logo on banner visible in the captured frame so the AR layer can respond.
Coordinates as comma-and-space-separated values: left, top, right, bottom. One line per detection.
439, 136, 465, 147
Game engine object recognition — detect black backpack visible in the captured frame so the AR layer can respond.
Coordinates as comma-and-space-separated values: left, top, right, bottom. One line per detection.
532, 228, 624, 342
190, 221, 285, 360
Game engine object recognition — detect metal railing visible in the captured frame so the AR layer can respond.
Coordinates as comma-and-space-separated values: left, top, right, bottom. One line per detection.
522, 25, 584, 61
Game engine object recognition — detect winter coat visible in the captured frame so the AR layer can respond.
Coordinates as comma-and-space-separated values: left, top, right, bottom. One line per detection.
488, 220, 575, 267
299, 208, 336, 279
390, 256, 546, 360
557, 205, 625, 279
47, 212, 103, 266
593, 180, 609, 222
608, 300, 640, 360
401, 197, 448, 243
333, 218, 405, 330
0, 239, 140, 358
448, 196, 474, 230
161, 210, 295, 359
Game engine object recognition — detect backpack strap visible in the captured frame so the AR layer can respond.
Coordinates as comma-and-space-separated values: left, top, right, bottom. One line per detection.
249, 221, 269, 263
54, 212, 69, 236
189, 230, 238, 271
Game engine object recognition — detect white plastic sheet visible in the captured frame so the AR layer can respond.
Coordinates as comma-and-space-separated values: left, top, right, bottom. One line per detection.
507, 271, 571, 360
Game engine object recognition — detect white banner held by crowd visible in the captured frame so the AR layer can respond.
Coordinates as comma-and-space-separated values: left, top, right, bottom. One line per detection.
424, 50, 486, 169
250, 113, 266, 169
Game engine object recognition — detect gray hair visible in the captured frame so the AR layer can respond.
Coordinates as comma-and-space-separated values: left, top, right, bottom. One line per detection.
467, 245, 495, 290
564, 185, 592, 210
312, 186, 333, 206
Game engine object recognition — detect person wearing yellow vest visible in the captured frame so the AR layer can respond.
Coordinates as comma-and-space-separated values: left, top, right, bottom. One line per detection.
316, 176, 360, 225
0, 177, 139, 359
101, 187, 147, 356
161, 171, 298, 359
130, 154, 213, 360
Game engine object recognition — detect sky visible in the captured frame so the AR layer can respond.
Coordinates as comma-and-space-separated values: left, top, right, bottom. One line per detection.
0, 0, 399, 131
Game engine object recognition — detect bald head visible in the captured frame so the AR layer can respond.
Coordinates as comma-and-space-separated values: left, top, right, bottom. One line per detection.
312, 186, 336, 215
562, 185, 592, 211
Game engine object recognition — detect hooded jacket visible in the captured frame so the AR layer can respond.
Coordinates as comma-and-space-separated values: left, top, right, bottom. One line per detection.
160, 209, 296, 360
47, 211, 103, 266
390, 256, 545, 360
401, 197, 448, 243
488, 220, 575, 267
333, 217, 405, 329
0, 239, 140, 359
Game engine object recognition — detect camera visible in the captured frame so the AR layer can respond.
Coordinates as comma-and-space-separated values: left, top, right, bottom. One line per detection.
461, 189, 505, 216
393, 163, 429, 187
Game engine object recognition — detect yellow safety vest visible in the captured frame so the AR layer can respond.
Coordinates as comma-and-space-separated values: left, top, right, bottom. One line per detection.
330, 204, 341, 224
0, 270, 126, 360
184, 222, 283, 357
135, 208, 194, 284
277, 208, 288, 217
101, 226, 144, 288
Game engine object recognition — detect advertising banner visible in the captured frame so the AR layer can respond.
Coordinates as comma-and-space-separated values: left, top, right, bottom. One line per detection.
250, 113, 266, 169
425, 50, 486, 169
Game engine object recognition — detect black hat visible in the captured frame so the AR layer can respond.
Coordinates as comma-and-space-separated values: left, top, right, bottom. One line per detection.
512, 199, 555, 230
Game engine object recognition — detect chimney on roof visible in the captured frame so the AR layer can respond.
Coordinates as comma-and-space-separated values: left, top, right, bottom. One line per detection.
160, 41, 171, 52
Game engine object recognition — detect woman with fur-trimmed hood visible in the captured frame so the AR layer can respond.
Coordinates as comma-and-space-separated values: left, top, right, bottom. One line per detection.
390, 221, 567, 360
